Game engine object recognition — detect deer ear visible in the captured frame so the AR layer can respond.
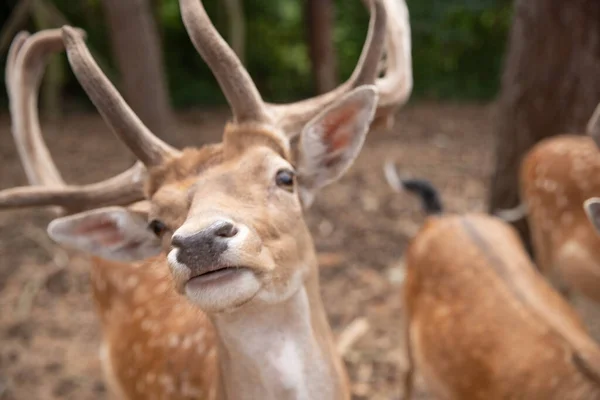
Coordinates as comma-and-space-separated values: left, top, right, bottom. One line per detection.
296, 85, 378, 207
584, 197, 600, 234
586, 103, 600, 148
47, 206, 162, 262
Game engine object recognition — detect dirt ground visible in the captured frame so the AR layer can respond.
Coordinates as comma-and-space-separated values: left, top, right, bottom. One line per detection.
1, 102, 599, 400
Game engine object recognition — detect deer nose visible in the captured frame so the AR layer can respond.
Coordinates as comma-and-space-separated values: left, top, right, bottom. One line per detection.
171, 221, 239, 267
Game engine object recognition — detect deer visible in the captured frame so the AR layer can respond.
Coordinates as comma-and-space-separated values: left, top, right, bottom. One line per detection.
493, 103, 600, 304
0, 0, 412, 398
384, 162, 600, 400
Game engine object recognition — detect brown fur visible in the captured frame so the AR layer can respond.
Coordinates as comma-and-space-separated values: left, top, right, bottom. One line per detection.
404, 213, 600, 399
519, 134, 600, 302
145, 124, 289, 197
90, 255, 219, 399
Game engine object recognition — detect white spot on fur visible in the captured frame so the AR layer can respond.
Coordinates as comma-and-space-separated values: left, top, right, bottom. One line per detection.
146, 372, 156, 383
141, 319, 154, 332
542, 179, 557, 192
126, 275, 139, 289
534, 178, 544, 189
207, 347, 217, 360
182, 381, 204, 397
193, 331, 204, 342
158, 374, 175, 393
168, 334, 180, 348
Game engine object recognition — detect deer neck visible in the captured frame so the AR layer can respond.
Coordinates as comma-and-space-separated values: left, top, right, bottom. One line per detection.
211, 263, 349, 400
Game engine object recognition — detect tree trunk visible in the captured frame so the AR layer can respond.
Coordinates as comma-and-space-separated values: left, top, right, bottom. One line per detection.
489, 0, 600, 252
306, 0, 337, 94
100, 0, 174, 139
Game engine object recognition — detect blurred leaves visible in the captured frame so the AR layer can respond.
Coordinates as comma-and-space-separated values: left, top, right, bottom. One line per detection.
0, 0, 512, 111
407, 0, 512, 99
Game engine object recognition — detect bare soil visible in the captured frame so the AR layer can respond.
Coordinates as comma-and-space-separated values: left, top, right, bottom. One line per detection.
1, 103, 599, 400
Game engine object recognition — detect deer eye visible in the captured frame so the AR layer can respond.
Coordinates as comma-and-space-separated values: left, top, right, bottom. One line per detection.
275, 169, 295, 191
148, 219, 167, 237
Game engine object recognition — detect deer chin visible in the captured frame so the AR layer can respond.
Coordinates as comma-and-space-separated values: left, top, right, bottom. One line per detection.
184, 267, 261, 313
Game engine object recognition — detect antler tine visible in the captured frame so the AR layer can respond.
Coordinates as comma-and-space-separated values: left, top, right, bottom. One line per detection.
7, 29, 66, 187
370, 0, 413, 127
0, 29, 146, 216
267, 0, 387, 136
0, 163, 146, 213
61, 26, 180, 167
5, 31, 29, 86
271, 0, 412, 136
179, 0, 271, 124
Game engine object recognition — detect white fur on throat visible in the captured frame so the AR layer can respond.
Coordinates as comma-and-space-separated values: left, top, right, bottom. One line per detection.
213, 286, 334, 400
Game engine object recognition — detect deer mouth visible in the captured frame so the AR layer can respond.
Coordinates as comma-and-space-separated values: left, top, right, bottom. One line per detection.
187, 266, 250, 288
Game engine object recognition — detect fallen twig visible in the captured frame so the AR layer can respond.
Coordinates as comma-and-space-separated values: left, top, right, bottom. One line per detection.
337, 317, 370, 356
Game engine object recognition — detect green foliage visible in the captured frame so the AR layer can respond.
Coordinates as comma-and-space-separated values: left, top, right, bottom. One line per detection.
0, 0, 513, 112
407, 0, 512, 99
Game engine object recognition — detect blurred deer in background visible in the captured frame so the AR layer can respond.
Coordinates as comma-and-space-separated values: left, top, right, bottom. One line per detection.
385, 163, 600, 400
494, 104, 600, 303
0, 0, 412, 398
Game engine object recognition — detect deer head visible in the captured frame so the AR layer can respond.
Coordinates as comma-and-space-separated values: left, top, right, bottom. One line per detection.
1, 0, 412, 315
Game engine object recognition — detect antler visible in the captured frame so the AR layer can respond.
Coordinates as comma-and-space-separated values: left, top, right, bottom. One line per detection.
179, 0, 271, 124
61, 27, 180, 167
1, 0, 411, 213
180, 0, 412, 136
0, 30, 146, 214
368, 0, 413, 127
271, 0, 412, 133
6, 30, 65, 187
